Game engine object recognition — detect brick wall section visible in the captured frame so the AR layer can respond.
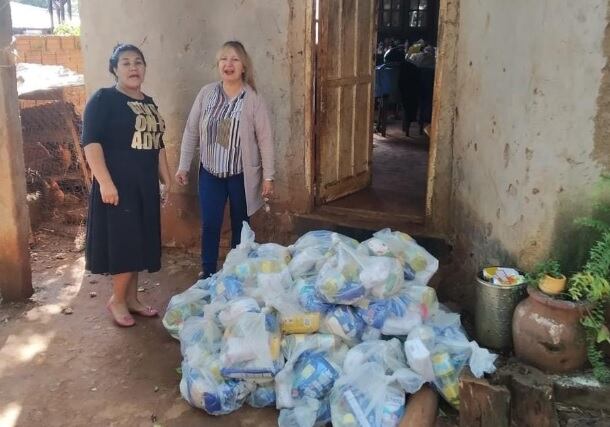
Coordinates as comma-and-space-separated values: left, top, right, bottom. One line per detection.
15, 35, 84, 73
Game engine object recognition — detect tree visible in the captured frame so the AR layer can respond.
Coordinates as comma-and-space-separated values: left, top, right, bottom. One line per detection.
48, 0, 73, 28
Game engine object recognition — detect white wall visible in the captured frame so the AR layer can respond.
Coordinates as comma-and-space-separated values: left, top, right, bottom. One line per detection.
449, 0, 609, 303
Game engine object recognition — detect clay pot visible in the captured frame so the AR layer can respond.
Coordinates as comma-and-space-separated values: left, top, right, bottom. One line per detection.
538, 274, 567, 295
512, 287, 589, 373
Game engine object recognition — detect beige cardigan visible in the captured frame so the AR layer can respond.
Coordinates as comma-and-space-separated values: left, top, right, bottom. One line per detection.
178, 83, 275, 216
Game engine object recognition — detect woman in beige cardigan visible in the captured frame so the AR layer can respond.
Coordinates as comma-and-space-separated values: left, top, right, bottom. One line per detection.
176, 41, 275, 278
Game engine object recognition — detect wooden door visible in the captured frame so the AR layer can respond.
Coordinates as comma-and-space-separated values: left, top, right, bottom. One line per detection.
315, 0, 378, 204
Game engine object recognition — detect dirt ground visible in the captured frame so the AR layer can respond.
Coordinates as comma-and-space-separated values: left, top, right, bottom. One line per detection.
0, 229, 278, 427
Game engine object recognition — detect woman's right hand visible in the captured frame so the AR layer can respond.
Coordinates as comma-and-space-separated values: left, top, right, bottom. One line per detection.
99, 181, 119, 206
175, 170, 189, 186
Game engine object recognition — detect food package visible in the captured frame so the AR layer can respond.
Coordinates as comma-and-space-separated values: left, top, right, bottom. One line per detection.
330, 362, 406, 427
220, 311, 284, 379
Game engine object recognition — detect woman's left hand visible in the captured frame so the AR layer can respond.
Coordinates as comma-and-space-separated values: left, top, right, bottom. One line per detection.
262, 180, 274, 199
161, 183, 172, 207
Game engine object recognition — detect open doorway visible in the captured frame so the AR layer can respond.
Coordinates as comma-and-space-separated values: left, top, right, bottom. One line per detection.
311, 0, 440, 226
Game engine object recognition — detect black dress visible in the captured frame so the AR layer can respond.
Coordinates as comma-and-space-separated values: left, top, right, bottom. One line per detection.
82, 87, 165, 275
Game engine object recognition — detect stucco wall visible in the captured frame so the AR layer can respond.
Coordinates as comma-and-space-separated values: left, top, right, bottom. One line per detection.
448, 0, 610, 306
79, 0, 308, 246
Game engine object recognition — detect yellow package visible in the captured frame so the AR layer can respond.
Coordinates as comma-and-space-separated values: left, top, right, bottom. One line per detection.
280, 312, 321, 334
269, 334, 281, 360
259, 259, 282, 273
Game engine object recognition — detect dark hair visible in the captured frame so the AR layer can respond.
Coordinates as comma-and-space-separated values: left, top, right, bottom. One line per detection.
108, 44, 146, 77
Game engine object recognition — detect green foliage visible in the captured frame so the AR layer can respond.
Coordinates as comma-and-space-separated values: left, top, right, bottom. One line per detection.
568, 273, 610, 303
568, 176, 610, 383
586, 329, 610, 383
53, 23, 80, 36
583, 231, 610, 279
525, 259, 563, 286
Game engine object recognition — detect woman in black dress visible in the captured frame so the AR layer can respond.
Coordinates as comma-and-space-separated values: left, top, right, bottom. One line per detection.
82, 44, 171, 327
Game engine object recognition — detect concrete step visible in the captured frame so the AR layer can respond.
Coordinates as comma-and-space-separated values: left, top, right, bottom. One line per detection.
293, 209, 453, 265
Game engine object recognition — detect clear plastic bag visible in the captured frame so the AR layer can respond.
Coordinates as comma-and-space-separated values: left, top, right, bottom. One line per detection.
296, 279, 333, 314
431, 323, 497, 379
404, 286, 439, 320
316, 244, 366, 305
406, 325, 436, 351
289, 247, 328, 279
254, 265, 294, 305
223, 222, 258, 273
179, 357, 255, 415
409, 315, 497, 408
278, 397, 321, 427
321, 306, 366, 346
343, 339, 407, 375
330, 361, 406, 427
468, 341, 497, 378
292, 350, 341, 400
179, 312, 223, 361
220, 311, 284, 379
281, 333, 347, 363
290, 230, 359, 257
266, 285, 322, 335
232, 258, 290, 292
247, 382, 276, 408
404, 336, 436, 382
344, 339, 423, 395
359, 256, 405, 299
357, 294, 422, 336
276, 334, 347, 410
254, 243, 292, 264
361, 229, 439, 286
217, 297, 260, 328
209, 274, 244, 303
429, 351, 461, 408
162, 284, 211, 339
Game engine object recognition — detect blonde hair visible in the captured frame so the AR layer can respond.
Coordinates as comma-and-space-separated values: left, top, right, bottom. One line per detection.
216, 41, 256, 91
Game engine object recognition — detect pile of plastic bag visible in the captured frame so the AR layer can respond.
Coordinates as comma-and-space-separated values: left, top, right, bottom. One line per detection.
163, 224, 497, 426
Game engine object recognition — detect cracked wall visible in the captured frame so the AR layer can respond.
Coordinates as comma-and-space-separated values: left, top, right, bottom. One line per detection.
448, 0, 610, 307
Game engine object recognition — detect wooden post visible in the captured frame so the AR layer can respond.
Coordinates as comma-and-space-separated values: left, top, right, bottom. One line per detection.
0, 0, 33, 301
459, 371, 511, 427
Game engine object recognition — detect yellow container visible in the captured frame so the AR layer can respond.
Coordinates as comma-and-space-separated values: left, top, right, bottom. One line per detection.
539, 274, 567, 295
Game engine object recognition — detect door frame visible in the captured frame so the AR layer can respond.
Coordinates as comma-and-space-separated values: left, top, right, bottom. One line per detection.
304, 0, 456, 232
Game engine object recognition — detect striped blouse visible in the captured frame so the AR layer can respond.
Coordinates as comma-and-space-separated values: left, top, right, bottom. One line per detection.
200, 82, 246, 178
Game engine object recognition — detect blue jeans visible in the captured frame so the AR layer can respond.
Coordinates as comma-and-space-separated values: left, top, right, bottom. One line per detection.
198, 167, 249, 276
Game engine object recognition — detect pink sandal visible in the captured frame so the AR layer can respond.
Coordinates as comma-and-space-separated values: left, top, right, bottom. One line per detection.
128, 306, 159, 317
106, 303, 136, 327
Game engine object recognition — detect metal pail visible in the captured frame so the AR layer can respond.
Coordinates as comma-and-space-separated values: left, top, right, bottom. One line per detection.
474, 271, 527, 350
